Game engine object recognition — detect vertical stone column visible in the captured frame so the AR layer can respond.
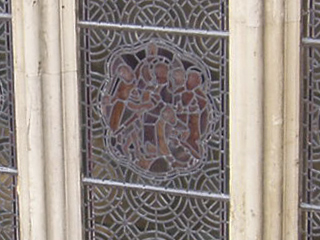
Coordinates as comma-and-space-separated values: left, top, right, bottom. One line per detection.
40, 1, 66, 239
283, 0, 300, 239
12, 0, 47, 239
230, 0, 264, 239
60, 0, 82, 239
264, 0, 285, 239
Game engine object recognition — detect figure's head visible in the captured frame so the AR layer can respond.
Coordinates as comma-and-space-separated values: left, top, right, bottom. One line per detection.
154, 63, 168, 84
118, 65, 134, 83
186, 71, 201, 90
172, 69, 185, 88
147, 42, 157, 56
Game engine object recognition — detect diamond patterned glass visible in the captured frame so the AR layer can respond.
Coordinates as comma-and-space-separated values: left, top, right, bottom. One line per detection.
79, 1, 229, 239
0, 1, 19, 239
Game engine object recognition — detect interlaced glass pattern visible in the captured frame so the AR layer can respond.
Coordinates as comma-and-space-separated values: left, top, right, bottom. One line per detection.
301, 0, 320, 238
0, 0, 10, 14
0, 1, 19, 239
79, 1, 229, 239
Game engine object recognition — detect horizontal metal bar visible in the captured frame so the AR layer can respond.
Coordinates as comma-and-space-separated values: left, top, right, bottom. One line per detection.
0, 166, 18, 175
302, 37, 320, 46
83, 177, 230, 201
0, 13, 11, 20
300, 202, 320, 212
78, 21, 229, 38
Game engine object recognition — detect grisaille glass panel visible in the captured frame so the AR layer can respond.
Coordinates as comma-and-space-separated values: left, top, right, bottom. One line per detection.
301, 0, 320, 238
0, 1, 19, 239
84, 185, 228, 239
79, 0, 228, 31
79, 0, 229, 239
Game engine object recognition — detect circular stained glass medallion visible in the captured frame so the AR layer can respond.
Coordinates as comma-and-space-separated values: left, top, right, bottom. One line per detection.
100, 40, 215, 179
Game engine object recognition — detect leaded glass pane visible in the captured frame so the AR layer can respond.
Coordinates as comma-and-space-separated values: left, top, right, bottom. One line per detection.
84, 185, 228, 239
0, 0, 11, 14
79, 1, 229, 239
0, 1, 19, 239
301, 0, 320, 238
0, 174, 18, 239
79, 0, 228, 31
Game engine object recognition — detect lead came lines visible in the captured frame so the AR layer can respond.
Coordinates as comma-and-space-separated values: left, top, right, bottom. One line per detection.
80, 0, 228, 31
0, 0, 19, 238
99, 40, 215, 178
301, 0, 320, 238
80, 32, 229, 191
80, 0, 229, 239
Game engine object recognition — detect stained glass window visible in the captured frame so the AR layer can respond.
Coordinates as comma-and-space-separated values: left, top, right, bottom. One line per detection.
301, 0, 320, 238
79, 0, 229, 239
0, 1, 19, 239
